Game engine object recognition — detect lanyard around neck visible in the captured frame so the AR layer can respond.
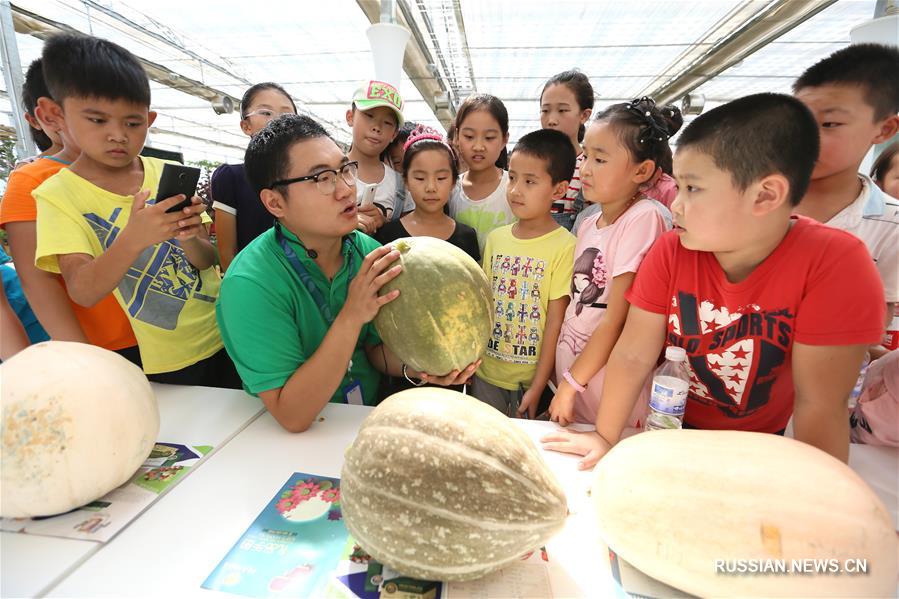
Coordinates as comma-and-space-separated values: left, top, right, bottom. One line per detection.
275, 224, 355, 326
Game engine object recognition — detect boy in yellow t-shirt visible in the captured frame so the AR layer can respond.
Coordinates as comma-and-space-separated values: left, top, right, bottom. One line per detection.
33, 33, 239, 388
474, 129, 576, 417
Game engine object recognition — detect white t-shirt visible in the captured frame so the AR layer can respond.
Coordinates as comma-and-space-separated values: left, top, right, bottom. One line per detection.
448, 170, 514, 253
355, 164, 409, 220
827, 175, 899, 303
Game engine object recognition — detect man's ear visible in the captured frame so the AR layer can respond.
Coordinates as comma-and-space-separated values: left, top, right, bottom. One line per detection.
36, 97, 65, 133
750, 173, 791, 216
260, 187, 287, 218
147, 111, 157, 127
345, 109, 355, 128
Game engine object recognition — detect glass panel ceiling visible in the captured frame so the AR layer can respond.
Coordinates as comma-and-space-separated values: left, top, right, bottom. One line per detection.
0, 0, 879, 164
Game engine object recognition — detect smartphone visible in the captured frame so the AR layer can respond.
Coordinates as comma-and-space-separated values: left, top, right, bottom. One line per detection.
359, 183, 377, 207
157, 164, 201, 213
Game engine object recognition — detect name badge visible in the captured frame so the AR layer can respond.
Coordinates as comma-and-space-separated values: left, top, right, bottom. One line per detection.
344, 379, 364, 406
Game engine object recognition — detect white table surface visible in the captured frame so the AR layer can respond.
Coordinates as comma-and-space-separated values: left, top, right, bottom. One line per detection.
42, 402, 899, 598
1, 384, 263, 599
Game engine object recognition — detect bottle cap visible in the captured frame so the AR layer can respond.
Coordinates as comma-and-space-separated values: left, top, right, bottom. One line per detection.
665, 346, 687, 362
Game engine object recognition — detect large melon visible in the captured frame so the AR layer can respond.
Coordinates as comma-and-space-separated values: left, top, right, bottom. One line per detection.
593, 429, 898, 597
1, 341, 159, 518
341, 388, 567, 581
374, 237, 492, 376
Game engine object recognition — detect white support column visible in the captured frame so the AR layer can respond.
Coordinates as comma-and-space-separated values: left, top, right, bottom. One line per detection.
0, 0, 37, 159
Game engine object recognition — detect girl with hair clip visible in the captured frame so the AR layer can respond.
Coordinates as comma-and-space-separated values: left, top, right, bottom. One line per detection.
571, 102, 680, 235
549, 98, 672, 427
540, 69, 595, 228
213, 82, 297, 272
448, 94, 514, 253
375, 125, 480, 262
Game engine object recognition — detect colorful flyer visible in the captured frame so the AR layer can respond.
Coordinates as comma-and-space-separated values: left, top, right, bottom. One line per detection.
0, 442, 210, 543
203, 472, 349, 598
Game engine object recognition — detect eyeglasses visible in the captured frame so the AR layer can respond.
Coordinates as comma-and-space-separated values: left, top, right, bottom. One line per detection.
269, 161, 358, 195
243, 109, 294, 121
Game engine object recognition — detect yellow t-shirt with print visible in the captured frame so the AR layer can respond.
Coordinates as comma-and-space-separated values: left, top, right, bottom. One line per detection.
34, 156, 223, 374
479, 224, 575, 390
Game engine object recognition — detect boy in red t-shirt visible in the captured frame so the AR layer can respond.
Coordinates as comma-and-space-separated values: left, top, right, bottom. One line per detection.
543, 93, 885, 468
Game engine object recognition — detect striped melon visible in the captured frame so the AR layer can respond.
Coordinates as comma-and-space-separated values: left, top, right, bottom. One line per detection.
341, 388, 567, 581
593, 429, 898, 597
374, 237, 492, 376
1, 341, 159, 517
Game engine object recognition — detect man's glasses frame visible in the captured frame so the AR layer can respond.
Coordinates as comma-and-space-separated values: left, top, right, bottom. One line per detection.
269, 161, 359, 195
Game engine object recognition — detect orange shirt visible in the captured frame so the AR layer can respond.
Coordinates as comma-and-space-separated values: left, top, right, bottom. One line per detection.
0, 157, 137, 350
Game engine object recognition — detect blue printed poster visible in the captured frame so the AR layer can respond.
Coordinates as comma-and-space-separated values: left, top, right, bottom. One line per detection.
203, 472, 349, 597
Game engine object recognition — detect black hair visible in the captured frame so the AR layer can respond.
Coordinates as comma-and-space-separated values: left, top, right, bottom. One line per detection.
793, 43, 899, 121
240, 82, 297, 119
454, 94, 510, 169
511, 128, 577, 185
677, 93, 819, 206
41, 33, 150, 107
541, 69, 595, 142
592, 97, 682, 184
871, 141, 899, 186
21, 59, 53, 151
656, 104, 683, 175
402, 138, 459, 186
381, 120, 419, 163
244, 114, 332, 194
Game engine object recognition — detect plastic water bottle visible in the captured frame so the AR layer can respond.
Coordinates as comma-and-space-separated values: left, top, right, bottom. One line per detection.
848, 352, 871, 409
644, 346, 691, 431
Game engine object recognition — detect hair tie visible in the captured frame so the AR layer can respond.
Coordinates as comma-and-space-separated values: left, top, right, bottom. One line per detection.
403, 124, 450, 153
628, 96, 670, 145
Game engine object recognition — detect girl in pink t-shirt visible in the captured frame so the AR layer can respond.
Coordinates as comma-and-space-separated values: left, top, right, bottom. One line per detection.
549, 98, 672, 426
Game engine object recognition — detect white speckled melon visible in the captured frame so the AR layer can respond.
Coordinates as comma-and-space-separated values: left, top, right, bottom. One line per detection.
593, 429, 898, 597
374, 237, 492, 376
341, 388, 567, 581
1, 341, 159, 517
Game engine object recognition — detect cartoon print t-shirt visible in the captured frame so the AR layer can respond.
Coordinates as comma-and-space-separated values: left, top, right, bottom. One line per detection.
478, 224, 575, 391
556, 200, 667, 424
559, 200, 666, 358
34, 157, 223, 374
626, 216, 885, 433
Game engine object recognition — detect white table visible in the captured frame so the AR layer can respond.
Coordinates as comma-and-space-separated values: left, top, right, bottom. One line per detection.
1, 384, 264, 599
43, 403, 899, 598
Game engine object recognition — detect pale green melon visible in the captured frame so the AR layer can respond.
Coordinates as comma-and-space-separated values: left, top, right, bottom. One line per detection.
341, 388, 567, 581
374, 237, 492, 376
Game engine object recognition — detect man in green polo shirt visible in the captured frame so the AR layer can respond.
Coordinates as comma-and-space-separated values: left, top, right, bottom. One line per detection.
216, 115, 477, 432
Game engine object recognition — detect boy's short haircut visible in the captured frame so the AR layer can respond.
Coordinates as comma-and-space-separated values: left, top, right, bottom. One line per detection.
511, 128, 576, 185
676, 93, 819, 206
21, 58, 53, 151
244, 114, 332, 194
41, 33, 150, 107
793, 43, 899, 120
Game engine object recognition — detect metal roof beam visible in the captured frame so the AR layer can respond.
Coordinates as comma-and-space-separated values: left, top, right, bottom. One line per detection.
640, 0, 838, 106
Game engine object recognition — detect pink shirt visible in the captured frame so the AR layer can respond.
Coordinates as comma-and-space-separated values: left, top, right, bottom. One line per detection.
555, 199, 668, 424
643, 172, 678, 208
